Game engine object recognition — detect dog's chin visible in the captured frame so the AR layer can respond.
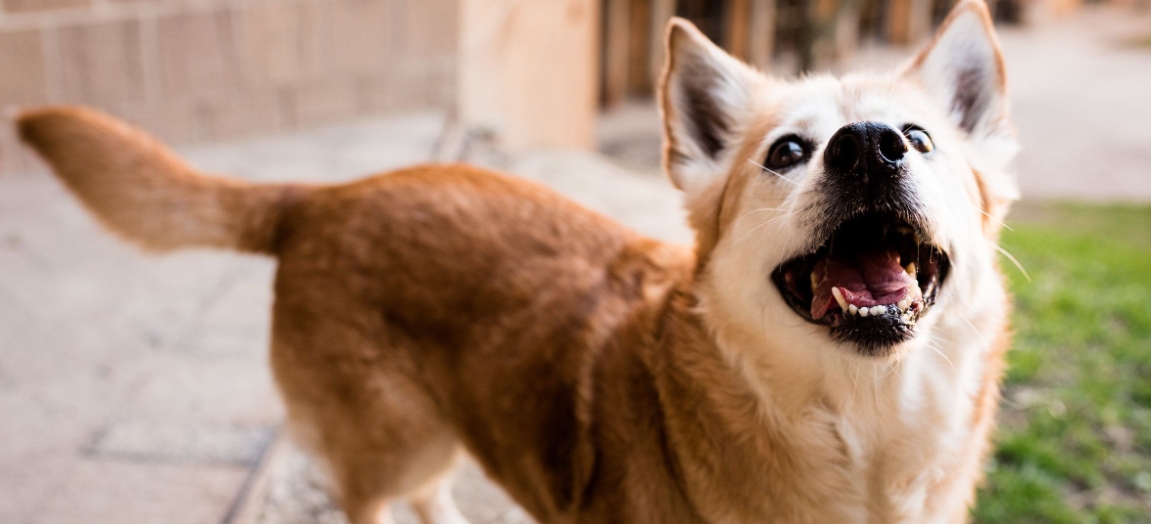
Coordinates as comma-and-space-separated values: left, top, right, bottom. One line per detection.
770, 211, 951, 358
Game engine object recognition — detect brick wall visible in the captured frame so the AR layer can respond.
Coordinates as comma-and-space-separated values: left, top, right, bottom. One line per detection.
0, 0, 459, 175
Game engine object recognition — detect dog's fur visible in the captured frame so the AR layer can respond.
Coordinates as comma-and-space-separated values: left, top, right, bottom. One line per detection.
17, 2, 1017, 523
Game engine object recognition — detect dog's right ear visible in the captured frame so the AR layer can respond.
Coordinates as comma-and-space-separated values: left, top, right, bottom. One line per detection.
659, 18, 763, 196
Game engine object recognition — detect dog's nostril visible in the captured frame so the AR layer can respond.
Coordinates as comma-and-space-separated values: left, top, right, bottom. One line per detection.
826, 133, 862, 172
878, 129, 908, 162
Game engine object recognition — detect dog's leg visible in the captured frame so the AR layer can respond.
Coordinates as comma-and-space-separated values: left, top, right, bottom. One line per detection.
410, 477, 470, 524
270, 287, 470, 524
344, 498, 398, 524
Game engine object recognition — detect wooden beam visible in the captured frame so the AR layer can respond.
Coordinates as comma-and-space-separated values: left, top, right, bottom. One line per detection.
747, 0, 777, 70
459, 0, 600, 150
886, 0, 913, 44
628, 0, 654, 94
648, 0, 676, 89
726, 0, 751, 60
907, 0, 935, 43
604, 0, 631, 107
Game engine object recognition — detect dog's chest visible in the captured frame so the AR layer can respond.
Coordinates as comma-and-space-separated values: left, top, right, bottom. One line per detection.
791, 355, 980, 523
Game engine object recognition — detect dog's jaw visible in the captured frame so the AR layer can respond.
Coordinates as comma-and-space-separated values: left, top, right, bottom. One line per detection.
690, 249, 1011, 521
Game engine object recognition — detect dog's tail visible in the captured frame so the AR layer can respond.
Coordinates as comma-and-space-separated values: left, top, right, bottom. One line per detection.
16, 106, 311, 255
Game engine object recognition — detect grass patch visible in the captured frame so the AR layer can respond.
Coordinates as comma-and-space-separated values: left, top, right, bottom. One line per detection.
973, 203, 1151, 523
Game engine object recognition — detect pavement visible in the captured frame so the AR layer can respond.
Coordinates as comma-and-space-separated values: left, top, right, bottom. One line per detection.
2, 5, 1149, 524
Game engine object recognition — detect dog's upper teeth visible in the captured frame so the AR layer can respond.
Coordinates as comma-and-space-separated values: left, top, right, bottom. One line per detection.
848, 304, 858, 316
831, 287, 849, 311
810, 272, 820, 290
905, 262, 917, 277
898, 297, 911, 311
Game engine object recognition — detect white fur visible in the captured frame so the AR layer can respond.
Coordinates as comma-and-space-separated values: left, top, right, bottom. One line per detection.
662, 2, 1017, 522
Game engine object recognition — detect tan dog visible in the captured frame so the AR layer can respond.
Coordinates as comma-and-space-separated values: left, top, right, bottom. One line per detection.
17, 2, 1016, 523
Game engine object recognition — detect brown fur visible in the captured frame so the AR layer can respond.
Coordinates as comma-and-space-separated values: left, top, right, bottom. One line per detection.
16, 4, 1013, 522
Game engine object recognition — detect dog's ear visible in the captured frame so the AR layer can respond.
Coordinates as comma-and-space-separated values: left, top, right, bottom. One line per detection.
659, 18, 763, 195
905, 1, 1018, 230
904, 1, 1012, 149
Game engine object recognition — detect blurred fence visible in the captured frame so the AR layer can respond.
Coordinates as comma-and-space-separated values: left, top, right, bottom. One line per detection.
599, 0, 1039, 105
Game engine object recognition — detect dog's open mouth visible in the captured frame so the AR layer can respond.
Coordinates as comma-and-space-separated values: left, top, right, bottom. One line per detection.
770, 212, 950, 352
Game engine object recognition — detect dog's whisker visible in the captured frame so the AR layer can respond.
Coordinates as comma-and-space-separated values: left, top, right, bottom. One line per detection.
989, 241, 1031, 282
979, 209, 1013, 231
958, 315, 988, 348
747, 159, 800, 187
731, 214, 790, 246
924, 337, 955, 371
736, 207, 790, 222
871, 367, 882, 406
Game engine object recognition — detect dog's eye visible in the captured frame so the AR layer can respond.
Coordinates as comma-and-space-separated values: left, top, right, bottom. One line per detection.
903, 126, 934, 154
765, 136, 810, 170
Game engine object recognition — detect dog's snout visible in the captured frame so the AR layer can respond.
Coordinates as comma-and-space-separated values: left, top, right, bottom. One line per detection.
824, 122, 908, 186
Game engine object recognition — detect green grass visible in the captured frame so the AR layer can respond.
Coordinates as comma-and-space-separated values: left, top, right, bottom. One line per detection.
973, 204, 1151, 523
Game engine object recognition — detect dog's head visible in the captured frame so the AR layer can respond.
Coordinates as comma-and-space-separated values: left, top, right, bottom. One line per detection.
660, 1, 1017, 359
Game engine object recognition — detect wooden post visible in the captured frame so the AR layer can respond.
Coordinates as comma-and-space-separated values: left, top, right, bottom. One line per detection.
883, 0, 911, 43
799, 0, 839, 71
627, 0, 654, 93
459, 0, 600, 150
748, 0, 777, 71
649, 0, 677, 87
907, 0, 935, 43
604, 0, 631, 107
726, 0, 751, 60
834, 0, 864, 61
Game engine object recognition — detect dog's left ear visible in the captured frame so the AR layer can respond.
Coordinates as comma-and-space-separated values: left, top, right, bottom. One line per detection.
659, 18, 764, 196
903, 1, 1012, 149
905, 0, 1018, 224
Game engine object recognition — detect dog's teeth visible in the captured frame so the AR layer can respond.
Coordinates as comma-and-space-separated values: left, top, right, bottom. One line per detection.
810, 272, 820, 290
871, 306, 885, 316
905, 262, 916, 277
859, 306, 869, 317
848, 304, 858, 316
898, 298, 911, 311
831, 287, 849, 311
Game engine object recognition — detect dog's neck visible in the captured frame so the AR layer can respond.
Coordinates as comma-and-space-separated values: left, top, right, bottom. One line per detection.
649, 267, 1009, 523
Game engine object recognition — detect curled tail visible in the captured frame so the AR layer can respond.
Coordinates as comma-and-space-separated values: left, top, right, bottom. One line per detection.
17, 106, 310, 255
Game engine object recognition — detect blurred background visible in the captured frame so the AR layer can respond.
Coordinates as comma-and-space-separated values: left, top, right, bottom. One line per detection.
1, 0, 1150, 523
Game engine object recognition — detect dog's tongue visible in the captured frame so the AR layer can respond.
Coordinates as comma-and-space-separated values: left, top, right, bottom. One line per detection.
810, 247, 916, 319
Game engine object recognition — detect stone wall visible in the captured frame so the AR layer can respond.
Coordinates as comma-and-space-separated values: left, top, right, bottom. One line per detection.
0, 0, 458, 175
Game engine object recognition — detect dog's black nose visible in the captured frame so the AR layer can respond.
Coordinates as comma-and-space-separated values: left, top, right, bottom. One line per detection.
824, 122, 908, 186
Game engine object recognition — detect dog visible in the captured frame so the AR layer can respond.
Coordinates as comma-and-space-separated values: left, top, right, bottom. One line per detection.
16, 1, 1017, 522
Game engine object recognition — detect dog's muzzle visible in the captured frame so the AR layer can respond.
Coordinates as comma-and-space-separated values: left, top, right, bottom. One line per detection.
770, 122, 951, 356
